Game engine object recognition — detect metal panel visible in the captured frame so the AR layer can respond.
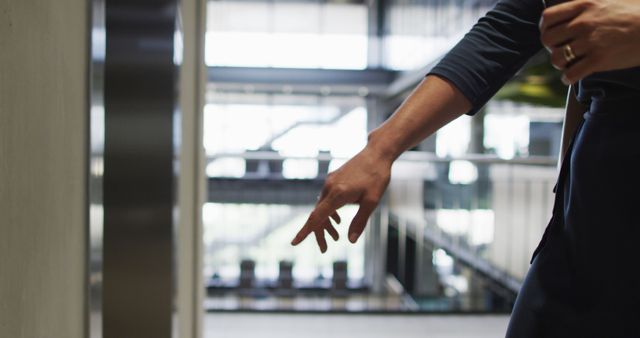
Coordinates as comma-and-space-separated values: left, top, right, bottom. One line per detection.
207, 178, 325, 205
89, 0, 106, 337
208, 66, 397, 95
103, 0, 178, 337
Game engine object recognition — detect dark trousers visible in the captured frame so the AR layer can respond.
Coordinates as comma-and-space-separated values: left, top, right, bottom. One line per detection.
506, 106, 640, 337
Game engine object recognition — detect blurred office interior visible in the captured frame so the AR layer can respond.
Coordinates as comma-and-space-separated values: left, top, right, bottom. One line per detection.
1, 0, 568, 337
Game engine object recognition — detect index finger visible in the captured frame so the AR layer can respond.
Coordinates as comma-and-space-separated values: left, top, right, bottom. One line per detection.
291, 212, 316, 246
291, 190, 352, 246
540, 0, 586, 32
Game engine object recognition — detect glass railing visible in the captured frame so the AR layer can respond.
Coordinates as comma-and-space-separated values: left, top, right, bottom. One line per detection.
204, 151, 558, 312
383, 153, 557, 308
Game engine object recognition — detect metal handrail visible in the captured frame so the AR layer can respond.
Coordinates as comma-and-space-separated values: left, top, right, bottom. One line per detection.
207, 151, 557, 166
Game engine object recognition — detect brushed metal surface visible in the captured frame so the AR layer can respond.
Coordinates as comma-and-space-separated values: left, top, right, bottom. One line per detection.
103, 0, 179, 337
89, 0, 106, 337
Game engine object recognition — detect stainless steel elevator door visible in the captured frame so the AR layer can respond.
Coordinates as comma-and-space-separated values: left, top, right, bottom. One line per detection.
103, 1, 178, 337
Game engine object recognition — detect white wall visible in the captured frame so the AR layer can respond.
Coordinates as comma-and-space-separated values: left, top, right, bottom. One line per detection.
177, 0, 206, 337
0, 1, 88, 337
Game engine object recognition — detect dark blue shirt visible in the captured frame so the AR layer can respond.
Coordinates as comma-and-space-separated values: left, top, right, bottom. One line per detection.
428, 0, 640, 116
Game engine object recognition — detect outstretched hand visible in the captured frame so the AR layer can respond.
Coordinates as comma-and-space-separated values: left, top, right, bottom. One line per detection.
290, 146, 392, 253
540, 0, 640, 84
290, 76, 471, 253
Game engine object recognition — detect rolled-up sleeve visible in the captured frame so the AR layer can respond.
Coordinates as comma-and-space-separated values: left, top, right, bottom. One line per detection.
428, 0, 544, 115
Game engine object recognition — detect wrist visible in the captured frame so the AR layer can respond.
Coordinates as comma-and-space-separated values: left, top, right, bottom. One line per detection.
366, 128, 403, 165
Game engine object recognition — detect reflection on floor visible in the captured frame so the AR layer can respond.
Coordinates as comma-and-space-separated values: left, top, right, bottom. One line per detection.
206, 275, 512, 313
204, 313, 510, 338
204, 293, 418, 312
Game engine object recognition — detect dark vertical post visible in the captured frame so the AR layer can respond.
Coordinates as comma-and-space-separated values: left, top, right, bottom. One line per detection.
103, 0, 178, 337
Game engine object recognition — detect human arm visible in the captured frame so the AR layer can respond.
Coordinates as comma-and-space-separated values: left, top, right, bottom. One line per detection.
290, 75, 471, 252
291, 0, 546, 253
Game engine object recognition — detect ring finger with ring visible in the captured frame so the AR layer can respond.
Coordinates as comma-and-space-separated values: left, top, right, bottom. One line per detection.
550, 40, 587, 70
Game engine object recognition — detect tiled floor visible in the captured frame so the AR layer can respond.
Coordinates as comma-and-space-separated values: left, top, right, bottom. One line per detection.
204, 313, 510, 338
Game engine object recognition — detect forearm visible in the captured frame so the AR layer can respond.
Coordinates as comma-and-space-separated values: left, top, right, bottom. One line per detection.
366, 75, 472, 163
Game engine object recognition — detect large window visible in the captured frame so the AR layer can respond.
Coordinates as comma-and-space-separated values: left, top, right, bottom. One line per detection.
204, 94, 367, 178
383, 0, 496, 70
206, 1, 368, 69
203, 92, 369, 297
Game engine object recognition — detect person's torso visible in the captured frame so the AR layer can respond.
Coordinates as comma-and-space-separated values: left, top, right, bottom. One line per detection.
577, 66, 640, 113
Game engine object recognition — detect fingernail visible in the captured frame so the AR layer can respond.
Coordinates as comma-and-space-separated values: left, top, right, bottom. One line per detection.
291, 237, 298, 245
349, 233, 358, 243
561, 75, 570, 85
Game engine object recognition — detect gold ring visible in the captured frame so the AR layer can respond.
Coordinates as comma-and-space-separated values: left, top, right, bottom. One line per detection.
563, 44, 577, 64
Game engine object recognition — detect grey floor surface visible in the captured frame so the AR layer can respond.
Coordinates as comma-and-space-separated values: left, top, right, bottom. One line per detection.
204, 313, 510, 338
